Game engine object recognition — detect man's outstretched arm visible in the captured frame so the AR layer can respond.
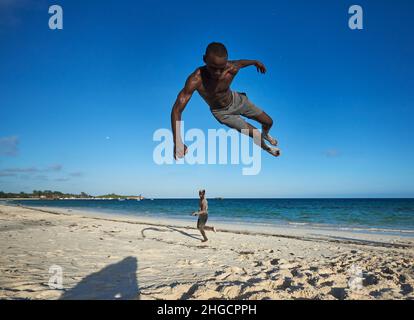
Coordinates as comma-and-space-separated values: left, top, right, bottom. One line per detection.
171, 70, 200, 159
230, 60, 267, 74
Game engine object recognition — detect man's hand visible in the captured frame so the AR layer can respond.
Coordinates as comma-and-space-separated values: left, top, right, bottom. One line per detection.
174, 142, 188, 160
255, 61, 267, 74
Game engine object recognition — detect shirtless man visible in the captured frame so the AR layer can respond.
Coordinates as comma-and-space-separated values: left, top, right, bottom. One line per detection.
192, 189, 216, 242
171, 42, 280, 160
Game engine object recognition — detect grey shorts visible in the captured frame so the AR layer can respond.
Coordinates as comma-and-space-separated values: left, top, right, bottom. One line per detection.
197, 214, 208, 229
210, 91, 263, 131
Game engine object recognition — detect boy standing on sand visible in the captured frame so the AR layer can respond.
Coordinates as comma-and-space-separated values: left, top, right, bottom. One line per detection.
171, 42, 280, 160
192, 189, 216, 242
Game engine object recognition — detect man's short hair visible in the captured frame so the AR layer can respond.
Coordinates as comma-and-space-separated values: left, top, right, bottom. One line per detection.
205, 42, 228, 58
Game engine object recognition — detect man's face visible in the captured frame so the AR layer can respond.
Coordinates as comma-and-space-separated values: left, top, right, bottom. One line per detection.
199, 190, 205, 198
204, 54, 228, 80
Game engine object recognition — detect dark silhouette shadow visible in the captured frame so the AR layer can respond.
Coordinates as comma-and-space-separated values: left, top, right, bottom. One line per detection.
141, 226, 202, 241
310, 234, 412, 249
141, 227, 170, 238
60, 256, 139, 300
167, 226, 202, 241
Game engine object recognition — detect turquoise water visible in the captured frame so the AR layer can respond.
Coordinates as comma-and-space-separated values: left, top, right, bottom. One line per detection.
6, 198, 414, 233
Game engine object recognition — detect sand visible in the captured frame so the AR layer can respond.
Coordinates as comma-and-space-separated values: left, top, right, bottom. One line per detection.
0, 203, 413, 300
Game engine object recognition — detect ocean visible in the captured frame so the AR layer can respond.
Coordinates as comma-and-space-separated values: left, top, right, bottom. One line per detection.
5, 198, 414, 234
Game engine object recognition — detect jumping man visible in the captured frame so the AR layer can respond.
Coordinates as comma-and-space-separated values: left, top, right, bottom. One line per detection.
171, 42, 280, 160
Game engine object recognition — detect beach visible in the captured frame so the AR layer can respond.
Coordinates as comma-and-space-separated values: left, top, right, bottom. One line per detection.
0, 203, 413, 300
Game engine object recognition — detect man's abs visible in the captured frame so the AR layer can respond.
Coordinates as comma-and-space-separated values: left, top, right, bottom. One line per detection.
198, 89, 233, 109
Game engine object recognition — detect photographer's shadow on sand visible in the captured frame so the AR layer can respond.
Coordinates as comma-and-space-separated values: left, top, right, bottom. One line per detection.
60, 256, 139, 300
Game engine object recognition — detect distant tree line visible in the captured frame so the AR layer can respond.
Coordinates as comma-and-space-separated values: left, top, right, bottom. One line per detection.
0, 190, 91, 199
0, 191, 143, 199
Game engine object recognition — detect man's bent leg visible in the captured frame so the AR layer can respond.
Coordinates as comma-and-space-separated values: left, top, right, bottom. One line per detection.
243, 122, 280, 157
212, 113, 280, 156
239, 95, 278, 146
251, 112, 277, 146
198, 226, 208, 242
204, 226, 216, 233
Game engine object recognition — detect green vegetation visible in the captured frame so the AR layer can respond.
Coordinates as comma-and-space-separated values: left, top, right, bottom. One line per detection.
0, 190, 90, 199
0, 190, 143, 200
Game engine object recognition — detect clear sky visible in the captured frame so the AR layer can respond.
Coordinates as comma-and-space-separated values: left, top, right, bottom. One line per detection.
1, 0, 413, 198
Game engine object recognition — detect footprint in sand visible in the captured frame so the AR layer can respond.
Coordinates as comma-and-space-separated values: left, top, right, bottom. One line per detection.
279, 262, 300, 270
220, 285, 241, 299
215, 271, 232, 281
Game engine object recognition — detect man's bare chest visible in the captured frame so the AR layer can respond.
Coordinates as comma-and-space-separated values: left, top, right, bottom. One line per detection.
199, 76, 233, 96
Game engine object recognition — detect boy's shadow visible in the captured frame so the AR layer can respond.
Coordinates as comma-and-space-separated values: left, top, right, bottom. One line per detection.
141, 226, 202, 241
167, 226, 202, 241
60, 256, 139, 300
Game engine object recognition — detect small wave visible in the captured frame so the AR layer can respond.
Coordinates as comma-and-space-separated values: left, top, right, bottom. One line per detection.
338, 226, 414, 234
288, 222, 310, 226
287, 221, 414, 235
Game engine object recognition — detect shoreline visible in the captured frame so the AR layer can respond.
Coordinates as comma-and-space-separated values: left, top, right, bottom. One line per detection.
4, 200, 414, 238
1, 204, 413, 300
18, 206, 414, 251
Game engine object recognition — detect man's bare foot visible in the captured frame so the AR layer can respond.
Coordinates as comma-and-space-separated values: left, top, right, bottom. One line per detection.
201, 239, 208, 242
266, 147, 281, 157
263, 133, 278, 146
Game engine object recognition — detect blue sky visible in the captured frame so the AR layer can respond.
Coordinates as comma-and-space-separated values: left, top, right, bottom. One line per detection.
1, 0, 413, 198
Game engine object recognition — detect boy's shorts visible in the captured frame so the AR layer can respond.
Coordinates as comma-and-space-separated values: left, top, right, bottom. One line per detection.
197, 214, 208, 229
210, 91, 263, 131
